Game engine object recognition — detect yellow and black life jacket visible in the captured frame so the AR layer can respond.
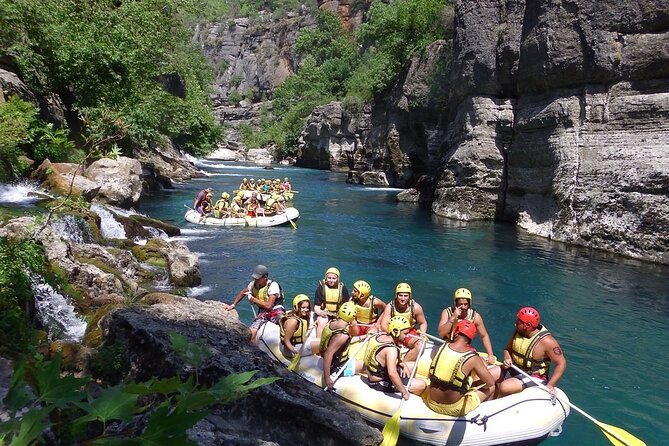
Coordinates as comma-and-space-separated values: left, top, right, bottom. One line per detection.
390, 299, 415, 327
319, 323, 351, 368
355, 296, 378, 324
279, 313, 308, 345
429, 344, 477, 394
320, 281, 344, 314
510, 325, 551, 376
251, 280, 284, 307
363, 333, 398, 380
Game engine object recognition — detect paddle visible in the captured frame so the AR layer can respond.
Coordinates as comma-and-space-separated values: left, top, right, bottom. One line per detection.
325, 335, 372, 391
380, 335, 427, 446
510, 365, 645, 446
288, 218, 297, 229
288, 322, 316, 371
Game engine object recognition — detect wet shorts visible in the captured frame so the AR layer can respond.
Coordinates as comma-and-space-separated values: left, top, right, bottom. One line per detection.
425, 390, 482, 417
503, 368, 547, 389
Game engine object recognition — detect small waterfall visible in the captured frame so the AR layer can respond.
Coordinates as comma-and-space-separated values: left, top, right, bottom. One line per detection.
90, 203, 126, 239
51, 215, 95, 244
31, 275, 87, 342
0, 180, 52, 206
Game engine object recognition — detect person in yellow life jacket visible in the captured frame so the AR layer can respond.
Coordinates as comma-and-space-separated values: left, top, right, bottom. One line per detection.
314, 267, 350, 337
239, 178, 249, 190
350, 280, 386, 337
279, 294, 319, 359
222, 265, 285, 345
499, 307, 566, 396
193, 188, 213, 216
320, 301, 365, 391
230, 196, 244, 217
363, 316, 426, 400
212, 192, 230, 218
426, 320, 501, 416
263, 195, 279, 216
378, 282, 428, 362
437, 288, 497, 365
248, 178, 256, 190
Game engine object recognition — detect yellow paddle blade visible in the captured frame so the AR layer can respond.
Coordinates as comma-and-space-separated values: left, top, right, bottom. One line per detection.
287, 354, 300, 372
288, 219, 297, 229
598, 420, 646, 446
379, 408, 401, 446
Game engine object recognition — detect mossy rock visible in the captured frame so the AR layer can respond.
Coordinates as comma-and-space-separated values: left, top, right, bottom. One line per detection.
129, 214, 181, 237
82, 304, 125, 348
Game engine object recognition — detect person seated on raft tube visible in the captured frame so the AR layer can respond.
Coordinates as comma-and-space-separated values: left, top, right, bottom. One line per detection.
426, 320, 501, 416
279, 294, 319, 359
239, 178, 250, 191
245, 193, 260, 218
349, 280, 386, 337
230, 196, 245, 217
222, 265, 285, 345
363, 316, 426, 400
320, 301, 366, 391
193, 187, 213, 215
212, 192, 230, 218
499, 306, 566, 396
314, 267, 350, 337
282, 177, 292, 192
437, 287, 497, 365
261, 194, 283, 217
378, 282, 427, 363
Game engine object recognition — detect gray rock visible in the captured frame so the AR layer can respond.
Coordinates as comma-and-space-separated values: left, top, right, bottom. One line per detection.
396, 188, 420, 202
100, 298, 382, 446
86, 157, 143, 209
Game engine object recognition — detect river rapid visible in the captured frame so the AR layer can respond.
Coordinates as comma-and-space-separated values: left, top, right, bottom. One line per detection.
139, 160, 668, 446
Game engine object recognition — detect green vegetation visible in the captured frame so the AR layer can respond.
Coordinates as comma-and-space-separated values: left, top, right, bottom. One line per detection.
0, 0, 222, 179
1, 333, 280, 445
0, 238, 46, 356
237, 0, 454, 158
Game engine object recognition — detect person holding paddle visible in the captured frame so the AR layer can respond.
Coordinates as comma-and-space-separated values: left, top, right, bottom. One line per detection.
437, 287, 497, 365
279, 294, 319, 359
426, 320, 501, 416
222, 265, 285, 345
498, 306, 566, 396
378, 282, 427, 363
320, 301, 366, 391
363, 315, 426, 399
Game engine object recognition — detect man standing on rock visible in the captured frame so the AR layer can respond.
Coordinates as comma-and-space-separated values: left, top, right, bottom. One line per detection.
223, 265, 285, 344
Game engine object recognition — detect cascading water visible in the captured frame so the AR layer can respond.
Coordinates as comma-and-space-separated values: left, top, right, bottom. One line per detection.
30, 275, 87, 342
51, 215, 95, 244
90, 203, 126, 239
0, 181, 52, 206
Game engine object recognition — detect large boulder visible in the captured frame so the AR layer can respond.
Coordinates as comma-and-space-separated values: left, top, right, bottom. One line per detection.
85, 157, 143, 209
99, 298, 382, 446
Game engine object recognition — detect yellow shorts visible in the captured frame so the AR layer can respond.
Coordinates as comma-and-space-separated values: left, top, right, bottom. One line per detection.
425, 390, 482, 417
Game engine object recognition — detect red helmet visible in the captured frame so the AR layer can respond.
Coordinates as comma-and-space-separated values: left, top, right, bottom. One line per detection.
454, 320, 476, 341
517, 307, 540, 328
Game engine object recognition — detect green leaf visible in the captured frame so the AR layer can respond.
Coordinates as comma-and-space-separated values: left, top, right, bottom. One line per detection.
2, 361, 34, 412
6, 407, 52, 446
73, 385, 138, 425
35, 354, 88, 406
138, 404, 206, 446
123, 376, 185, 396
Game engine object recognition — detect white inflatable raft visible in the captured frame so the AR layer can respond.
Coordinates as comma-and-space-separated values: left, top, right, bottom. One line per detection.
184, 207, 299, 227
257, 322, 569, 445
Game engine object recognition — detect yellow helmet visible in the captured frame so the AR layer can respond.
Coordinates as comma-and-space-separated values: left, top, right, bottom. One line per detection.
325, 267, 340, 279
242, 178, 247, 182
353, 280, 371, 299
292, 294, 310, 311
221, 192, 230, 199
395, 282, 411, 295
387, 316, 411, 337
249, 178, 255, 182
454, 288, 472, 301
337, 301, 356, 322
284, 177, 289, 181
236, 191, 244, 198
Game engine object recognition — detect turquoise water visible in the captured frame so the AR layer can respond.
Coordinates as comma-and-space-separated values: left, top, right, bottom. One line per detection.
140, 161, 669, 445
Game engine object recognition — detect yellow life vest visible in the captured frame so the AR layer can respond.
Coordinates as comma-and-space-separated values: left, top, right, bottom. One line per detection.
363, 333, 398, 379
319, 322, 351, 368
390, 299, 415, 327
321, 281, 344, 314
510, 325, 551, 376
445, 307, 478, 340
279, 313, 308, 345
429, 344, 477, 393
355, 296, 378, 324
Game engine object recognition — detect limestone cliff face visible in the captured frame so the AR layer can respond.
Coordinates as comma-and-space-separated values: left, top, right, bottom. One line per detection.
434, 0, 669, 263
